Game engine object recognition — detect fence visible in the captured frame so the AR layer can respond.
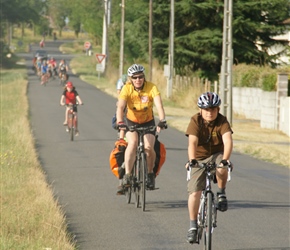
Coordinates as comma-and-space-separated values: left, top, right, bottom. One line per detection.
173, 75, 218, 93
172, 73, 289, 136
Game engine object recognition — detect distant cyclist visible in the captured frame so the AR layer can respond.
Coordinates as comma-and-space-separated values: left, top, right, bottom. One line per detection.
48, 57, 57, 77
58, 59, 69, 80
60, 82, 83, 136
40, 60, 49, 85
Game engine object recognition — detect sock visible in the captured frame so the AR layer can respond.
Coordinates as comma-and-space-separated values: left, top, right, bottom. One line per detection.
190, 220, 197, 229
217, 188, 225, 194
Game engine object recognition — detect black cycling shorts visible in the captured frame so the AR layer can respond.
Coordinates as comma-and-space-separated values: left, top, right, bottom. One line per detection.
126, 119, 156, 135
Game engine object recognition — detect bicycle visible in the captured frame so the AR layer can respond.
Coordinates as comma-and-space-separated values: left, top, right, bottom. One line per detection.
65, 103, 81, 141
59, 72, 68, 86
192, 162, 231, 250
41, 72, 50, 86
123, 125, 156, 212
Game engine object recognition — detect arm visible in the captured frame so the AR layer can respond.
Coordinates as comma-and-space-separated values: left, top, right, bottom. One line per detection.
222, 131, 233, 161
153, 95, 165, 121
116, 98, 127, 123
154, 95, 166, 132
76, 96, 83, 105
60, 95, 65, 106
188, 134, 198, 160
186, 134, 199, 169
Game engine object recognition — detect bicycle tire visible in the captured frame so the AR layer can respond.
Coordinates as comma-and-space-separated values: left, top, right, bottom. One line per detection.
125, 185, 131, 204
134, 159, 140, 208
140, 152, 146, 211
205, 192, 213, 250
68, 113, 74, 141
197, 194, 206, 244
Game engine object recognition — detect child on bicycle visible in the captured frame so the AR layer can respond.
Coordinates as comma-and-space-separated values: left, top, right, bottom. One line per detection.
185, 92, 233, 244
60, 82, 83, 136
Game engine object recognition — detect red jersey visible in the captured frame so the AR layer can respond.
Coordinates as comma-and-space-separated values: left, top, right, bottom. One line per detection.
48, 59, 56, 67
63, 89, 78, 104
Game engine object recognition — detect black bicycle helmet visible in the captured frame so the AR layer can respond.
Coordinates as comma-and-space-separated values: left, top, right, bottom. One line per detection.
127, 64, 145, 76
197, 92, 221, 109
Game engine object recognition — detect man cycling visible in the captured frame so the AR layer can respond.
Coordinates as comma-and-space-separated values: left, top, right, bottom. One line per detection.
185, 92, 233, 244
58, 59, 69, 80
117, 64, 167, 190
60, 82, 83, 136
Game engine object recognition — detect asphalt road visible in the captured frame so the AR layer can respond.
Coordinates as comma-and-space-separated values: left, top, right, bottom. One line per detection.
23, 41, 290, 250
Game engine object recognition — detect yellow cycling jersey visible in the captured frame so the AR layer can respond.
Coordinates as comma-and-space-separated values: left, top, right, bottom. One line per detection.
119, 81, 160, 124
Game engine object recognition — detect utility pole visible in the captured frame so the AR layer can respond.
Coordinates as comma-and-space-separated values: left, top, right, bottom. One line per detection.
119, 0, 125, 78
220, 0, 233, 124
167, 0, 174, 98
102, 0, 110, 74
148, 0, 153, 81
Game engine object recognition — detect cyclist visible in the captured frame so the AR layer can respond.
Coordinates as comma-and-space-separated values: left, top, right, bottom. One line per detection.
36, 57, 42, 75
114, 74, 128, 137
60, 82, 83, 136
48, 57, 57, 77
185, 92, 233, 244
117, 74, 128, 94
58, 59, 69, 80
114, 74, 128, 195
117, 64, 167, 190
40, 60, 49, 85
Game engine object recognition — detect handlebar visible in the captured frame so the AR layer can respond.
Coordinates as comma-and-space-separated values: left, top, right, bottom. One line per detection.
186, 161, 232, 182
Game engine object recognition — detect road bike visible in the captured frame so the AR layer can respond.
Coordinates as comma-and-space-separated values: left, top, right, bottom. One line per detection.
123, 125, 156, 212
194, 162, 231, 250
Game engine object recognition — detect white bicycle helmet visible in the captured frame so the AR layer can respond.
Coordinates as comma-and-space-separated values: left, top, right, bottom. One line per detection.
127, 64, 145, 76
197, 92, 221, 109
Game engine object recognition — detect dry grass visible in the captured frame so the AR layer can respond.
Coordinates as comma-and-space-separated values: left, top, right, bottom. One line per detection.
0, 69, 76, 249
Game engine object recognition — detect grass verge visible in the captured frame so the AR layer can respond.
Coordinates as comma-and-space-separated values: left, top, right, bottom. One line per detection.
0, 67, 76, 249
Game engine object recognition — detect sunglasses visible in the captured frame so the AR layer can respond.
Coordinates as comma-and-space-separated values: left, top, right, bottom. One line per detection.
131, 75, 144, 80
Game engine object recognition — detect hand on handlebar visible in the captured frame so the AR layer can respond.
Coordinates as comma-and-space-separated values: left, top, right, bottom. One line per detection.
157, 119, 168, 129
117, 121, 127, 130
219, 159, 233, 171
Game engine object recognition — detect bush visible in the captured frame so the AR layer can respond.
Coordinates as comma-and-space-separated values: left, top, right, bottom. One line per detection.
233, 64, 290, 91
261, 73, 277, 91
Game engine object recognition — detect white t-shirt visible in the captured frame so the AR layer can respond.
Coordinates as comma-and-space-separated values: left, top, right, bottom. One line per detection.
116, 78, 124, 91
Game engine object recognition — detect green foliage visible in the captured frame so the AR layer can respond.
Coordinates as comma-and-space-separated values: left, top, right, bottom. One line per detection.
261, 73, 277, 91
233, 64, 290, 91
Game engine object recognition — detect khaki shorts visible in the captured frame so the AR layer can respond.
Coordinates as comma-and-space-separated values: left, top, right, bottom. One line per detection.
187, 153, 225, 194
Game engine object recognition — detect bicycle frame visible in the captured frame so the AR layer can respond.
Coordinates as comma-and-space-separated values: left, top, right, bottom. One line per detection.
196, 162, 231, 250
196, 163, 217, 250
67, 104, 77, 141
124, 125, 156, 212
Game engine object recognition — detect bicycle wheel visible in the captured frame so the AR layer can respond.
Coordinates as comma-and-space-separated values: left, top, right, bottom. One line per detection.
68, 114, 74, 141
125, 163, 134, 204
197, 194, 206, 244
140, 152, 147, 211
205, 192, 213, 250
134, 160, 140, 208
125, 185, 131, 204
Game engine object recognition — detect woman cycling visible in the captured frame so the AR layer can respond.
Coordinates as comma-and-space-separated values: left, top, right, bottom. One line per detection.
60, 82, 83, 136
116, 64, 167, 191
